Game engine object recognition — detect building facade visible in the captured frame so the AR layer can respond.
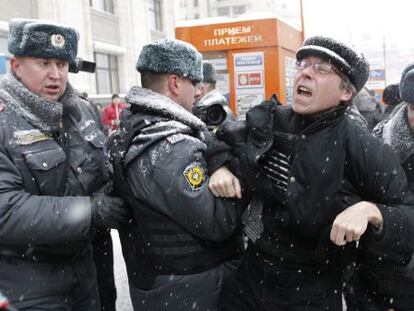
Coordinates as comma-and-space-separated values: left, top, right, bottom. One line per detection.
175, 0, 301, 30
0, 0, 176, 104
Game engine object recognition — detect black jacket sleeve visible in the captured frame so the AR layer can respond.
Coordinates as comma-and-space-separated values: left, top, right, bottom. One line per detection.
201, 129, 234, 173
346, 124, 414, 262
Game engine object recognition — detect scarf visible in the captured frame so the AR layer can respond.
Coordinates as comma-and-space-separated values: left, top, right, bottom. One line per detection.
381, 102, 414, 163
0, 72, 81, 135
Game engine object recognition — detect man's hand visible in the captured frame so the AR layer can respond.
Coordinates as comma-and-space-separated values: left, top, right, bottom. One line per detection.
91, 194, 129, 229
209, 166, 242, 199
330, 201, 383, 246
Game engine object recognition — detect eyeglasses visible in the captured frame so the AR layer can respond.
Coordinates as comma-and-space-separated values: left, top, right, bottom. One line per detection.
295, 60, 341, 76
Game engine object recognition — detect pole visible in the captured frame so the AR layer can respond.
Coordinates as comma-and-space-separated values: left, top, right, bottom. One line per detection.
299, 0, 305, 41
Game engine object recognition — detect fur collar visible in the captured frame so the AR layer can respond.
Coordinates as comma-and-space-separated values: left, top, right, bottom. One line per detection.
381, 102, 414, 163
0, 72, 81, 135
126, 86, 206, 132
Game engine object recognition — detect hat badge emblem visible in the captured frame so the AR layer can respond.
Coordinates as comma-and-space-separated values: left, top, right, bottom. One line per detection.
51, 34, 65, 48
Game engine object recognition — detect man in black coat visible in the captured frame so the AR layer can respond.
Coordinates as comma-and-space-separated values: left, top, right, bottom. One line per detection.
108, 39, 245, 310
0, 19, 128, 310
363, 63, 414, 310
215, 36, 414, 310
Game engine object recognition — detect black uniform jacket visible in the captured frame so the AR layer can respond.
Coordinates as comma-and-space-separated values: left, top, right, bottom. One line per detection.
0, 81, 106, 301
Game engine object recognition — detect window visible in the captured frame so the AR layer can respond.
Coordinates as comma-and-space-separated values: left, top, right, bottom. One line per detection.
94, 52, 119, 94
232, 5, 246, 15
217, 7, 230, 16
0, 35, 11, 76
194, 13, 200, 19
193, 0, 198, 7
148, 0, 163, 31
90, 0, 114, 14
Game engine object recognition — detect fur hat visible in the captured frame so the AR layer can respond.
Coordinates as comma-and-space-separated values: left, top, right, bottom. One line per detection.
202, 61, 216, 84
8, 18, 79, 62
382, 83, 401, 106
136, 39, 203, 83
296, 36, 370, 92
400, 63, 414, 104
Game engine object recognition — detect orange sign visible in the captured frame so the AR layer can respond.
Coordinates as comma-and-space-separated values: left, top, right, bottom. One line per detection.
176, 19, 279, 52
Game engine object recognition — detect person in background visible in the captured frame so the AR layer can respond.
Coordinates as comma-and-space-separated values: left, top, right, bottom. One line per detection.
215, 36, 414, 311
102, 93, 128, 133
383, 83, 402, 117
353, 64, 414, 310
352, 86, 385, 130
0, 18, 128, 310
108, 38, 245, 311
193, 61, 235, 124
81, 91, 105, 132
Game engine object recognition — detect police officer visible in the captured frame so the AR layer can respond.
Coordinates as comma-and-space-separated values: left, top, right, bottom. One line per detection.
0, 19, 128, 310
215, 36, 414, 310
108, 39, 244, 310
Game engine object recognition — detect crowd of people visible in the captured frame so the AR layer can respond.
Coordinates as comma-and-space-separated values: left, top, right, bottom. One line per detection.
0, 17, 414, 311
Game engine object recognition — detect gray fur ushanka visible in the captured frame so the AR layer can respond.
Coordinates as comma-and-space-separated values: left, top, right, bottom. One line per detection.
136, 39, 203, 83
8, 18, 79, 62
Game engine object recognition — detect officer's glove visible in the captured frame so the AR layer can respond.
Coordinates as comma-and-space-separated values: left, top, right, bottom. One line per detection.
91, 194, 129, 229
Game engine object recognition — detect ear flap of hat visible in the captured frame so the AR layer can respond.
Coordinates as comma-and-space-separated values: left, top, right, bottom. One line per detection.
400, 63, 414, 103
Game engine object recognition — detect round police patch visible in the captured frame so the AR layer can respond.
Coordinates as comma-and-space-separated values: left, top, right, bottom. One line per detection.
51, 34, 65, 48
183, 163, 205, 191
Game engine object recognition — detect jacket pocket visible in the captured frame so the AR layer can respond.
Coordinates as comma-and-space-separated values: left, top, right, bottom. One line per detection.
69, 130, 106, 194
22, 146, 66, 195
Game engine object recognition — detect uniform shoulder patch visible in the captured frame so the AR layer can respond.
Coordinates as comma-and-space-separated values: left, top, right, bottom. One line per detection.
183, 162, 206, 191
14, 129, 50, 145
166, 133, 186, 145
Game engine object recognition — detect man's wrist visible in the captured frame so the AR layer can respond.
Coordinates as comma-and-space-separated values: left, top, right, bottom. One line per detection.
365, 202, 383, 227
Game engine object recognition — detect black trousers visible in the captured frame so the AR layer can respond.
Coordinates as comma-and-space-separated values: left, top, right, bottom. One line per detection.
219, 249, 342, 311
344, 272, 414, 311
92, 229, 116, 311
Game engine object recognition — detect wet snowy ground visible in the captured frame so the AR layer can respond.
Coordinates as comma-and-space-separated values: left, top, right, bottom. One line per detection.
112, 230, 133, 311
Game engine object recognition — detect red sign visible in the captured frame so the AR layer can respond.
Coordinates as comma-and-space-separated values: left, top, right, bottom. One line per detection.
236, 71, 263, 88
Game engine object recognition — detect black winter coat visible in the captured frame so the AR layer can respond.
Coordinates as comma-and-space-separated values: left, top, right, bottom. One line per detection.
220, 100, 414, 285
0, 74, 107, 302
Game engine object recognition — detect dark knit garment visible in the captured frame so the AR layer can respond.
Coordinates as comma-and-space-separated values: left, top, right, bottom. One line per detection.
0, 73, 81, 135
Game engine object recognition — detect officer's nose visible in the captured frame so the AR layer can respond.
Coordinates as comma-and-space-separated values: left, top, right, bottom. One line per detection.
48, 63, 60, 79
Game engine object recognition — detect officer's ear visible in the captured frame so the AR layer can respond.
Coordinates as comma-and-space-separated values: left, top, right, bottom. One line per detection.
10, 57, 24, 77
166, 74, 180, 97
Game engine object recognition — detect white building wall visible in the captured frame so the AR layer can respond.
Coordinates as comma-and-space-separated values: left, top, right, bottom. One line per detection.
0, 0, 176, 100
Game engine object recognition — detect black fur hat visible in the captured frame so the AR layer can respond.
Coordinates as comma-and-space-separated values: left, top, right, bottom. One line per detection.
8, 18, 79, 62
202, 61, 216, 84
136, 39, 203, 83
296, 36, 370, 92
382, 83, 401, 106
400, 63, 414, 104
